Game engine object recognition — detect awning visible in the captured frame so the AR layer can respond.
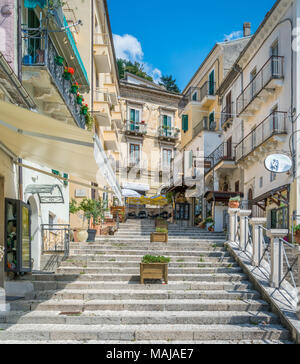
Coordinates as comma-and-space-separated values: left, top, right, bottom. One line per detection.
204, 191, 244, 203
24, 184, 64, 204
122, 189, 141, 198
122, 183, 150, 192
0, 101, 122, 202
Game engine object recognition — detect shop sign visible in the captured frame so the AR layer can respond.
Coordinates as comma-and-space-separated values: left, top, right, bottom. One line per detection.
264, 154, 292, 174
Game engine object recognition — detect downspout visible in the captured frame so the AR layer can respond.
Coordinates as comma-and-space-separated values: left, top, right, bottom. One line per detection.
91, 0, 94, 109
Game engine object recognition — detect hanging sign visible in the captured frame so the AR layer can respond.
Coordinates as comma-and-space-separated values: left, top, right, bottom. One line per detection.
264, 154, 293, 174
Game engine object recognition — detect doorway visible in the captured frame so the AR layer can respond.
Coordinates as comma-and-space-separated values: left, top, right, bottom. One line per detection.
0, 177, 4, 288
27, 195, 41, 271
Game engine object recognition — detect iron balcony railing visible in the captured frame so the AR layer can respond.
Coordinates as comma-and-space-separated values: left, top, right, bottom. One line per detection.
125, 120, 147, 135
235, 111, 287, 162
221, 103, 234, 128
236, 56, 284, 116
41, 224, 70, 257
180, 81, 216, 108
193, 117, 217, 138
158, 126, 180, 139
205, 141, 236, 174
22, 28, 86, 129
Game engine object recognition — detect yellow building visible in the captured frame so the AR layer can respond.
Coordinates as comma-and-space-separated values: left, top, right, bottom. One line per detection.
118, 73, 182, 201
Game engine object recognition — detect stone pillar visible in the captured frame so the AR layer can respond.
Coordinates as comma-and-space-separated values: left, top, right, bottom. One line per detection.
238, 210, 252, 251
228, 208, 240, 243
267, 230, 288, 289
250, 218, 267, 267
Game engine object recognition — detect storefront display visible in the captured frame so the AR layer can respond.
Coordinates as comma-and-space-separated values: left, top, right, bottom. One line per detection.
5, 199, 32, 274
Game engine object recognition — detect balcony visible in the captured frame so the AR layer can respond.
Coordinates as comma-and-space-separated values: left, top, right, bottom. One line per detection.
21, 28, 87, 129
125, 120, 147, 137
236, 56, 284, 117
193, 117, 217, 138
221, 103, 234, 130
180, 82, 216, 110
205, 142, 236, 175
103, 130, 118, 151
94, 33, 111, 74
158, 126, 180, 142
235, 111, 287, 163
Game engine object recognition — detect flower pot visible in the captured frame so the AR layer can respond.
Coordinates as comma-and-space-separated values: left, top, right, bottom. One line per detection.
70, 85, 79, 94
150, 232, 168, 243
87, 229, 97, 242
229, 201, 240, 209
77, 96, 84, 105
55, 56, 64, 66
63, 72, 72, 81
140, 263, 168, 284
295, 231, 300, 245
77, 229, 88, 243
81, 108, 88, 115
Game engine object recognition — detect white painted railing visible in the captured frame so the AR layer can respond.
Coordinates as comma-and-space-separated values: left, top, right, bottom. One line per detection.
228, 208, 300, 319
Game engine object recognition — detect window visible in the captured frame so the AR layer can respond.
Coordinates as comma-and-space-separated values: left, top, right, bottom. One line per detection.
162, 149, 172, 170
259, 177, 263, 188
209, 112, 215, 130
129, 144, 140, 166
129, 108, 141, 130
235, 181, 240, 193
192, 92, 198, 101
162, 115, 172, 136
209, 70, 215, 95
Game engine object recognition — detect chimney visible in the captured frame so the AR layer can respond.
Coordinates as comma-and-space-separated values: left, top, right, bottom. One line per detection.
243, 22, 251, 37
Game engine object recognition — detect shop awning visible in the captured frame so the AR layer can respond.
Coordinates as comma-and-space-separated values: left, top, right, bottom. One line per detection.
0, 101, 122, 201
204, 191, 244, 203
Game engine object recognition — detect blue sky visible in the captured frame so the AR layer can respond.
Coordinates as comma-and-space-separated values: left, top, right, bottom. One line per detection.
107, 0, 276, 90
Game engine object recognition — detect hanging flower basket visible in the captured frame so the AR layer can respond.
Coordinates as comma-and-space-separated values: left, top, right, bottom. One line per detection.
70, 82, 79, 94
63, 67, 75, 80
81, 104, 89, 115
55, 56, 65, 66
76, 93, 84, 105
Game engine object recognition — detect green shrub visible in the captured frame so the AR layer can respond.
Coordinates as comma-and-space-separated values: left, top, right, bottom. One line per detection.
156, 228, 168, 233
229, 196, 241, 202
142, 255, 171, 264
294, 224, 300, 234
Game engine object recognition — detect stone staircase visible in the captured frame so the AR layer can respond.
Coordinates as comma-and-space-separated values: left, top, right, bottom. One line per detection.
0, 220, 293, 344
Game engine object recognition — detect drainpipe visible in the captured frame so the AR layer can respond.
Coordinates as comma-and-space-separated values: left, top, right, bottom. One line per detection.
91, 0, 94, 109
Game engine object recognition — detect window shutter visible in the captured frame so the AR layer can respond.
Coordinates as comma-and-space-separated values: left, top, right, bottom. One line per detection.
182, 115, 188, 132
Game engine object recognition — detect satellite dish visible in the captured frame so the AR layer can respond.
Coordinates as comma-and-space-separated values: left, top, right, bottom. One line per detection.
264, 154, 293, 174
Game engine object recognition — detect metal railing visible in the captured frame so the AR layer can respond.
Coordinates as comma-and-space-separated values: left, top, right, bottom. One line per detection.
180, 82, 216, 107
236, 111, 287, 162
158, 126, 180, 139
193, 117, 217, 138
125, 120, 147, 135
205, 141, 236, 174
41, 224, 70, 257
21, 28, 86, 129
236, 56, 284, 116
221, 103, 234, 128
229, 208, 299, 307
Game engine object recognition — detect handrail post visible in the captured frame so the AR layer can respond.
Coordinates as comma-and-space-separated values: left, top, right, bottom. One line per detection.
294, 246, 300, 319
228, 208, 240, 243
267, 230, 288, 289
250, 218, 267, 267
238, 210, 252, 251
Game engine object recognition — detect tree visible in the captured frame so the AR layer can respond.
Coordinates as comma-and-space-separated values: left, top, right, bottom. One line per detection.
117, 59, 153, 82
159, 75, 180, 94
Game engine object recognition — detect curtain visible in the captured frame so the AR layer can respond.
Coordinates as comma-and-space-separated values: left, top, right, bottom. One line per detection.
24, 0, 46, 9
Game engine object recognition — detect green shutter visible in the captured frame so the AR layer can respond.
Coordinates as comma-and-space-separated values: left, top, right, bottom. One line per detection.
182, 115, 189, 132
130, 109, 135, 122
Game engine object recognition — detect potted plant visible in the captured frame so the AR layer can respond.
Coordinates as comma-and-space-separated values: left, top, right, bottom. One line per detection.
70, 81, 79, 94
76, 93, 84, 105
69, 199, 88, 243
294, 225, 300, 245
155, 217, 168, 230
229, 196, 241, 209
63, 66, 75, 80
205, 217, 214, 232
81, 104, 89, 116
151, 227, 168, 243
140, 255, 170, 284
55, 55, 64, 66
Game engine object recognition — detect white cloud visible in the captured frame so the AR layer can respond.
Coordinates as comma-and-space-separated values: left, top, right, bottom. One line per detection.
224, 30, 243, 42
113, 33, 162, 83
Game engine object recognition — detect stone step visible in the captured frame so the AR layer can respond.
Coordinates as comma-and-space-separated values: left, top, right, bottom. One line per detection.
25, 289, 260, 301
60, 261, 237, 268
63, 255, 234, 263
56, 266, 242, 275
31, 281, 253, 292
72, 241, 225, 248
9, 298, 270, 313
0, 324, 290, 342
22, 273, 248, 282
1, 310, 278, 326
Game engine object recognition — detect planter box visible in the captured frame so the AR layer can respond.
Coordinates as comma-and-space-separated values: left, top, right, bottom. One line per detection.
155, 219, 168, 229
140, 263, 168, 284
150, 232, 168, 243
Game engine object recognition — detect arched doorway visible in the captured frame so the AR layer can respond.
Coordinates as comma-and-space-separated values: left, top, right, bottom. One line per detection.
27, 195, 41, 271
